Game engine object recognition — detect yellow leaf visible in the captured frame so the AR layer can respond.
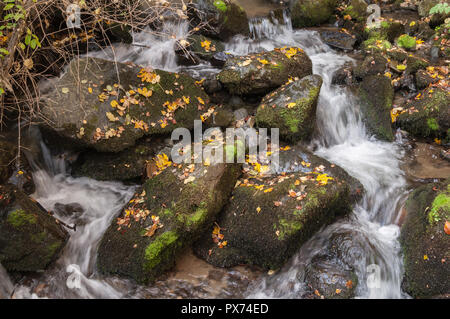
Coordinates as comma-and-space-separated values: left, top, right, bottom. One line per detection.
182, 96, 190, 104
316, 173, 333, 186
258, 58, 269, 65
423, 255, 428, 260
256, 206, 261, 214
106, 112, 118, 122
110, 100, 119, 108
197, 96, 205, 105
286, 102, 296, 108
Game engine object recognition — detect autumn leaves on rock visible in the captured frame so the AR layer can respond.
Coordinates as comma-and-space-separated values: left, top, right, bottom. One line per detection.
40, 58, 211, 153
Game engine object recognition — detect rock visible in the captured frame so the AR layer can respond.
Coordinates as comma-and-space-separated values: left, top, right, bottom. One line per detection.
188, 0, 250, 40
396, 34, 417, 51
210, 51, 234, 68
304, 255, 358, 299
255, 75, 322, 143
212, 108, 235, 128
39, 57, 210, 153
396, 87, 450, 142
332, 62, 355, 86
0, 184, 68, 272
356, 75, 395, 141
291, 0, 339, 28
217, 47, 313, 96
400, 180, 450, 298
387, 48, 409, 62
342, 0, 368, 22
405, 55, 430, 74
0, 137, 35, 195
97, 160, 241, 283
415, 69, 438, 90
320, 29, 357, 51
194, 144, 363, 270
176, 35, 225, 66
362, 21, 405, 52
71, 139, 162, 181
203, 78, 223, 94
354, 54, 388, 80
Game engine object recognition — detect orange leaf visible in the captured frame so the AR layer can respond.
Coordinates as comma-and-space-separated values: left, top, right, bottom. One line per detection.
444, 221, 450, 235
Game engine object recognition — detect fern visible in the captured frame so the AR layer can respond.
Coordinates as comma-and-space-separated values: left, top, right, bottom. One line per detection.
429, 3, 450, 15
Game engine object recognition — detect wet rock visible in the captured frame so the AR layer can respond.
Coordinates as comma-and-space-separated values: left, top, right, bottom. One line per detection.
291, 0, 339, 28
188, 0, 250, 41
356, 75, 395, 141
71, 140, 162, 181
176, 35, 225, 66
332, 62, 355, 86
203, 78, 223, 94
354, 54, 388, 80
53, 202, 84, 218
194, 144, 363, 270
212, 108, 235, 128
210, 51, 233, 68
39, 57, 210, 153
400, 180, 450, 298
97, 160, 241, 284
217, 47, 313, 96
255, 75, 323, 143
396, 87, 450, 142
0, 184, 68, 272
304, 255, 358, 299
320, 29, 357, 51
415, 69, 438, 90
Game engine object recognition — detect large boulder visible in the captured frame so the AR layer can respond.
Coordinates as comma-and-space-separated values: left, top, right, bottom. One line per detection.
0, 184, 68, 272
194, 144, 363, 270
356, 75, 395, 142
400, 180, 450, 298
188, 0, 250, 40
396, 87, 450, 143
218, 47, 313, 96
39, 57, 210, 153
291, 0, 339, 28
255, 75, 323, 143
97, 158, 241, 283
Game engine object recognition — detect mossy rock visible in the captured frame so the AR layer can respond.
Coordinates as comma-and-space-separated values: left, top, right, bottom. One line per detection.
354, 54, 388, 80
397, 34, 417, 51
176, 35, 226, 66
343, 0, 368, 22
255, 75, 323, 143
356, 75, 395, 141
218, 47, 313, 96
405, 55, 430, 74
418, 0, 441, 17
0, 184, 68, 272
40, 57, 210, 153
194, 144, 363, 270
362, 21, 404, 51
188, 0, 250, 40
396, 87, 450, 141
400, 181, 450, 298
71, 139, 164, 181
291, 0, 339, 28
97, 161, 241, 283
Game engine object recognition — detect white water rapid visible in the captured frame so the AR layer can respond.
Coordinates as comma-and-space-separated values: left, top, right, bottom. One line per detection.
1, 12, 410, 299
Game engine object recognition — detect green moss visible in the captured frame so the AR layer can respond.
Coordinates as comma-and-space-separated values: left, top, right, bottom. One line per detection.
7, 209, 37, 228
428, 190, 450, 224
213, 0, 228, 12
397, 34, 416, 50
277, 218, 303, 240
427, 118, 439, 131
144, 231, 179, 271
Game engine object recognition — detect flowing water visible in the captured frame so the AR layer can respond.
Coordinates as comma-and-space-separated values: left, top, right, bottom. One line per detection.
2, 13, 410, 299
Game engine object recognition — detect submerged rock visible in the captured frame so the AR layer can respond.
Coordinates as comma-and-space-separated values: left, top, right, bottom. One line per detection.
255, 75, 323, 143
396, 87, 450, 143
217, 47, 313, 96
194, 145, 363, 270
40, 57, 210, 153
0, 185, 68, 272
97, 160, 241, 283
356, 75, 395, 141
400, 181, 450, 298
291, 0, 338, 28
188, 0, 250, 40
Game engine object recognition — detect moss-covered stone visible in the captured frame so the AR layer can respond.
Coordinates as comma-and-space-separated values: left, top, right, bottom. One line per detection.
0, 185, 68, 272
255, 75, 323, 143
343, 0, 368, 22
397, 34, 417, 50
291, 0, 339, 28
188, 0, 249, 40
396, 87, 450, 141
356, 75, 395, 141
400, 181, 450, 298
40, 57, 210, 153
97, 160, 241, 283
354, 54, 388, 80
218, 47, 313, 96
362, 21, 404, 52
194, 144, 363, 270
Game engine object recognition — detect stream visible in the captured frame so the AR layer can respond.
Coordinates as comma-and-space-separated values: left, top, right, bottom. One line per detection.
1, 12, 411, 299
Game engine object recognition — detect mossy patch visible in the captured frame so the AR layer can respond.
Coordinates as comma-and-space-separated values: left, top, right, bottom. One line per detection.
7, 209, 37, 228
